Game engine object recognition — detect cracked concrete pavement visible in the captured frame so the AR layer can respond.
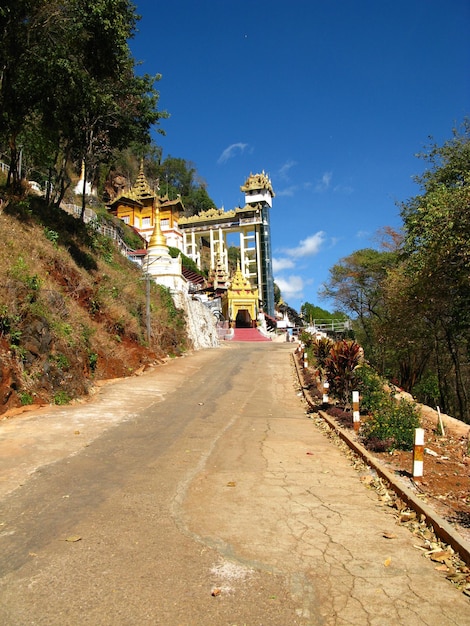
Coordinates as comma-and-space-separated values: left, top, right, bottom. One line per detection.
0, 342, 469, 625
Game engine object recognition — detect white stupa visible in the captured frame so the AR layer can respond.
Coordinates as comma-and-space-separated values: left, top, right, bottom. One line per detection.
74, 161, 93, 196
145, 204, 187, 293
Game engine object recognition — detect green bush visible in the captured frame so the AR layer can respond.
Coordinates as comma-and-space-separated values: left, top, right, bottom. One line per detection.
354, 364, 385, 414
88, 351, 98, 372
325, 339, 362, 405
311, 336, 334, 376
362, 396, 420, 451
50, 353, 70, 370
53, 391, 71, 405
412, 373, 440, 407
19, 391, 34, 405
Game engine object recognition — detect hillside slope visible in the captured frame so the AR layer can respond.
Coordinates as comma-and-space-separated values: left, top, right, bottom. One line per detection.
0, 197, 189, 415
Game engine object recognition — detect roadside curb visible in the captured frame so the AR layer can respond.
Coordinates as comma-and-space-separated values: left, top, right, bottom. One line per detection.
292, 352, 470, 567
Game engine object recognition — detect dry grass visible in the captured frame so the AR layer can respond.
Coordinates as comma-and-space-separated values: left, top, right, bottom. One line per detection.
0, 196, 188, 414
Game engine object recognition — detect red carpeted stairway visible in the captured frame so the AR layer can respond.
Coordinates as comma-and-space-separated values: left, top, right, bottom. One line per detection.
231, 328, 271, 342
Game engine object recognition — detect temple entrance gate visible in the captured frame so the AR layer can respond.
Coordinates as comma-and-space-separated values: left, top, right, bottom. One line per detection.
179, 172, 275, 318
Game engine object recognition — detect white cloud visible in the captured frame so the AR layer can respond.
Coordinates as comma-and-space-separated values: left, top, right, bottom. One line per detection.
217, 142, 248, 164
272, 257, 295, 272
274, 276, 304, 300
276, 185, 298, 197
315, 171, 332, 192
278, 160, 297, 180
283, 231, 326, 258
333, 183, 354, 195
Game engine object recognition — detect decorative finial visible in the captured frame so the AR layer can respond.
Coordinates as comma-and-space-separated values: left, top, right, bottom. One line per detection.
148, 201, 167, 249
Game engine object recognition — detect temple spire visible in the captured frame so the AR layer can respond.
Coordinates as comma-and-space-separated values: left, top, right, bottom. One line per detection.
148, 203, 168, 250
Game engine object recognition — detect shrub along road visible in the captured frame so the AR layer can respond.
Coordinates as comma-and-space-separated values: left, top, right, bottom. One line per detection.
0, 342, 468, 625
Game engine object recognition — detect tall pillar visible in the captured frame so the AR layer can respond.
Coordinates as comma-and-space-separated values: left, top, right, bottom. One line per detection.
209, 228, 215, 270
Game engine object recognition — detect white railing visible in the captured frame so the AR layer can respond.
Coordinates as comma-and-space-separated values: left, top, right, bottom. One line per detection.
309, 319, 352, 333
61, 203, 135, 257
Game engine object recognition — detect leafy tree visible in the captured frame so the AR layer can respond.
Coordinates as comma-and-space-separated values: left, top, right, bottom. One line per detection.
102, 152, 216, 217
320, 247, 398, 358
0, 0, 166, 207
301, 302, 346, 324
154, 156, 215, 216
398, 120, 470, 420
227, 246, 240, 275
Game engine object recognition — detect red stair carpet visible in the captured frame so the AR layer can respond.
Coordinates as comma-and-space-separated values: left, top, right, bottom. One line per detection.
231, 328, 271, 342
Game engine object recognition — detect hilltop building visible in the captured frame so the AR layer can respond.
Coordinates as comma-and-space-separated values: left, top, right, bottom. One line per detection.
107, 161, 184, 248
178, 171, 275, 319
106, 168, 276, 328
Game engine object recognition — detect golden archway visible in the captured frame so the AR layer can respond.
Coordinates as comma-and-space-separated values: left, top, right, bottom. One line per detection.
225, 264, 259, 328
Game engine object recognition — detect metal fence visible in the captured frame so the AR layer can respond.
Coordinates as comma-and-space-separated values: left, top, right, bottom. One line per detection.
61, 203, 135, 257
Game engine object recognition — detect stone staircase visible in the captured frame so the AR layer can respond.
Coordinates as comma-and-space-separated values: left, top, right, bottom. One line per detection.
231, 328, 271, 342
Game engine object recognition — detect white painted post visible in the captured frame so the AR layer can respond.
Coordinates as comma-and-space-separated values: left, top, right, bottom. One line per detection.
322, 381, 329, 404
436, 405, 445, 436
412, 428, 425, 479
303, 352, 308, 368
352, 391, 360, 431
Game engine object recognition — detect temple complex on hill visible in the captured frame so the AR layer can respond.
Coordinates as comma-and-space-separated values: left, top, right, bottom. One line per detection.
107, 166, 275, 329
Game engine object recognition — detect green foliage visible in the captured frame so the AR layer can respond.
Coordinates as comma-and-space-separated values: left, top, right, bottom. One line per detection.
9, 328, 22, 346
9, 257, 42, 293
397, 119, 470, 420
168, 246, 201, 275
228, 246, 241, 274
152, 156, 215, 217
88, 351, 98, 372
320, 248, 397, 346
325, 340, 363, 405
301, 302, 346, 324
19, 392, 34, 406
44, 228, 59, 247
50, 353, 70, 370
53, 391, 71, 406
0, 194, 191, 415
318, 121, 470, 423
106, 214, 145, 250
362, 396, 420, 452
52, 321, 73, 339
89, 230, 116, 264
412, 373, 440, 408
311, 337, 334, 376
11, 344, 27, 361
354, 364, 386, 414
0, 306, 20, 339
1, 0, 166, 202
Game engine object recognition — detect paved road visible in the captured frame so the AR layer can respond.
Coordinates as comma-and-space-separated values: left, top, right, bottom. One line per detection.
0, 343, 468, 625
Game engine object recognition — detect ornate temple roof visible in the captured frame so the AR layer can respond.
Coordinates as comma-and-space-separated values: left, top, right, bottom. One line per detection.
240, 171, 275, 197
127, 161, 155, 202
228, 262, 256, 295
178, 207, 236, 225
108, 160, 155, 207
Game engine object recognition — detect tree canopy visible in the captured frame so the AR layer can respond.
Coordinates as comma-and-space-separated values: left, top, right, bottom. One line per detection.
0, 0, 166, 206
321, 120, 470, 422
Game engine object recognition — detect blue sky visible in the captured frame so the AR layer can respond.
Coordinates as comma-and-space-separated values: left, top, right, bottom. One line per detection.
131, 0, 469, 311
